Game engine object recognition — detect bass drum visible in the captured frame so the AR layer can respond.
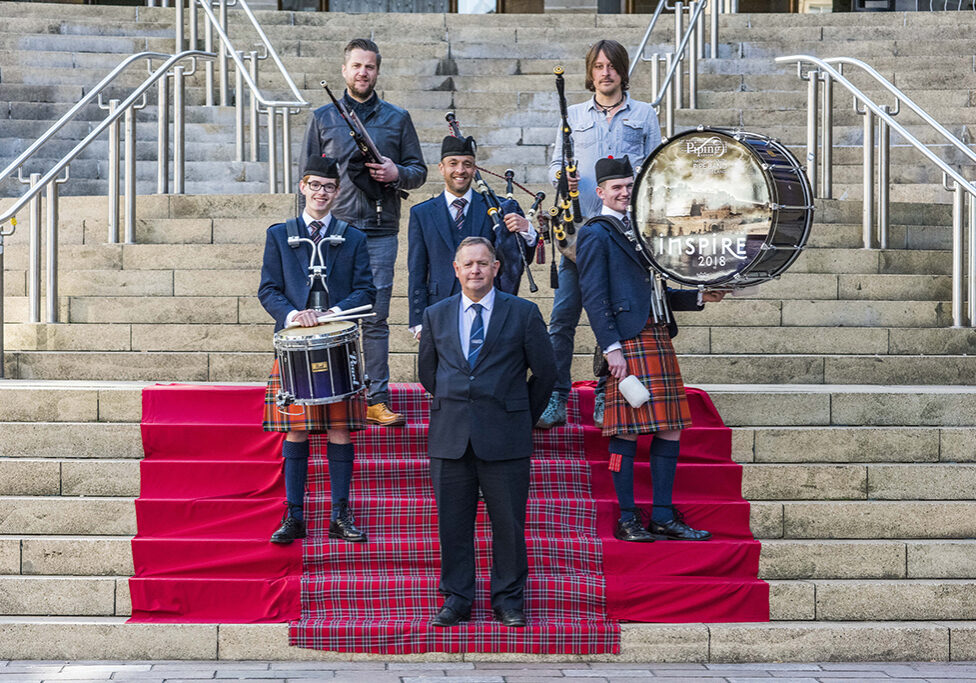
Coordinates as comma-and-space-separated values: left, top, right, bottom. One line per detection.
632, 127, 813, 288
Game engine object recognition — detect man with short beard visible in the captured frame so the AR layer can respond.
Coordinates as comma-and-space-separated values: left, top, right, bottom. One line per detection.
407, 135, 536, 339
301, 38, 427, 427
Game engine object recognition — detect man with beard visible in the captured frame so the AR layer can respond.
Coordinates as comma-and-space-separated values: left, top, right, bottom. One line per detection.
538, 39, 662, 431
407, 135, 536, 339
301, 38, 427, 427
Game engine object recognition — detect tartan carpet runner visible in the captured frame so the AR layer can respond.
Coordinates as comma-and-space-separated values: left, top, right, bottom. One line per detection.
130, 381, 766, 649
289, 384, 619, 654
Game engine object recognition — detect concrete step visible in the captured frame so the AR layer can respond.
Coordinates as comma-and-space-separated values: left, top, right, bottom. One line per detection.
0, 535, 133, 576
0, 575, 128, 617
0, 458, 138, 497
732, 425, 973, 465
743, 463, 976, 501
759, 539, 976, 580
6, 348, 976, 384
0, 617, 973, 662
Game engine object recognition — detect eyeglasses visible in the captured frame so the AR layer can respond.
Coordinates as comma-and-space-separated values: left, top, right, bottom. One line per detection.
306, 181, 339, 193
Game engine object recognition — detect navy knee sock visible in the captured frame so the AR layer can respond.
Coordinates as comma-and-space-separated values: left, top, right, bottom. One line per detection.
282, 439, 309, 522
327, 442, 355, 521
650, 437, 681, 523
609, 437, 638, 523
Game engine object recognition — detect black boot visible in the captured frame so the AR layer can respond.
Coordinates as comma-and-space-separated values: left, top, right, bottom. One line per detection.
270, 503, 306, 544
613, 508, 655, 542
328, 499, 367, 543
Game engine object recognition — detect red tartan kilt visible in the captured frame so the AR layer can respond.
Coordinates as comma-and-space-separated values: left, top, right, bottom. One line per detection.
263, 358, 367, 433
602, 322, 692, 436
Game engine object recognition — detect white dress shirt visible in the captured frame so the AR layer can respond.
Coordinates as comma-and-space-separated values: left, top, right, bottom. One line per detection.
444, 187, 475, 218
459, 287, 496, 359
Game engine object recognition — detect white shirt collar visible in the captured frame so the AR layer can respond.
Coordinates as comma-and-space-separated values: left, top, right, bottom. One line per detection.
444, 187, 474, 212
302, 210, 331, 232
461, 286, 496, 313
601, 205, 628, 221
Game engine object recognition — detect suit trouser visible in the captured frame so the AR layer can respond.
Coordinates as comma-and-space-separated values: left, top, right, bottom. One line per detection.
429, 445, 531, 613
548, 255, 606, 400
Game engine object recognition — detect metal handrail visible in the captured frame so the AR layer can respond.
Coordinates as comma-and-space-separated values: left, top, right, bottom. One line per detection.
628, 0, 672, 79
0, 50, 215, 380
824, 56, 976, 167
187, 0, 309, 192
0, 51, 172, 187
0, 51, 215, 236
777, 54, 976, 328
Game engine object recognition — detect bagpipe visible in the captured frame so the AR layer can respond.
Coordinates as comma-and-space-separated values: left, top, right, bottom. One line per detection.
445, 111, 545, 294
548, 65, 584, 284
321, 81, 407, 220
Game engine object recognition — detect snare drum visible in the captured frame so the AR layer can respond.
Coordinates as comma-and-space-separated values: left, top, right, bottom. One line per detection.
273, 320, 365, 406
632, 128, 813, 288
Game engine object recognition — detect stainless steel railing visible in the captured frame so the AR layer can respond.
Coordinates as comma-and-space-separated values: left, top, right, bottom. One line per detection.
0, 50, 216, 377
0, 0, 310, 377
630, 0, 728, 138
180, 0, 309, 193
777, 54, 976, 328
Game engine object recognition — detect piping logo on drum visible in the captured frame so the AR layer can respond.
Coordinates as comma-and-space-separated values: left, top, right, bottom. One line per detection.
685, 136, 727, 158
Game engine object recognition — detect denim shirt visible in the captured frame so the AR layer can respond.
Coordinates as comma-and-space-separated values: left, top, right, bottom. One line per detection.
548, 94, 661, 220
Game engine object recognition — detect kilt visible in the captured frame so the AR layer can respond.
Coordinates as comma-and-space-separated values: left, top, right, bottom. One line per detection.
262, 358, 367, 433
602, 321, 692, 437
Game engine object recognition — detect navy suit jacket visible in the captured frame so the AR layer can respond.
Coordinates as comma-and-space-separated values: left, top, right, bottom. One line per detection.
407, 191, 527, 328
418, 291, 556, 462
577, 216, 703, 351
258, 216, 376, 332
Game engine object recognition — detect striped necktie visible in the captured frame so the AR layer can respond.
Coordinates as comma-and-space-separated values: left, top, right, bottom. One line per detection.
308, 220, 324, 243
452, 197, 467, 230
467, 302, 484, 366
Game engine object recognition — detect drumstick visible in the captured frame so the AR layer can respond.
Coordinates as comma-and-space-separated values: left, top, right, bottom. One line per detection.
313, 312, 376, 323
284, 305, 374, 329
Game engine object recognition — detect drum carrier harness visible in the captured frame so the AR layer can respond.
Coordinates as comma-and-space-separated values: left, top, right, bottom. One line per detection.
285, 216, 349, 312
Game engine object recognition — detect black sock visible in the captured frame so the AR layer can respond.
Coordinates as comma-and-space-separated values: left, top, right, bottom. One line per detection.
327, 442, 355, 521
609, 437, 638, 522
282, 439, 309, 522
650, 437, 680, 523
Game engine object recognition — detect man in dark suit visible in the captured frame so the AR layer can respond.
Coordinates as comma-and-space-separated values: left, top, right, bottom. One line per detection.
577, 156, 724, 544
259, 155, 376, 545
407, 135, 536, 339
418, 236, 556, 628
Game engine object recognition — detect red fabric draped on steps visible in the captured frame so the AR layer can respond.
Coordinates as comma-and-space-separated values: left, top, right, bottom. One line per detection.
130, 382, 767, 647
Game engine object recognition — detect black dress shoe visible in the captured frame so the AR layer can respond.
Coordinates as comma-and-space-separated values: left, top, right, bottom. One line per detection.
493, 607, 526, 628
270, 514, 306, 544
614, 516, 655, 542
328, 499, 367, 543
648, 508, 712, 541
431, 605, 470, 627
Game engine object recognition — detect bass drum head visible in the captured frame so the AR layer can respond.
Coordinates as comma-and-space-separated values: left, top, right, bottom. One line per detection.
633, 128, 804, 287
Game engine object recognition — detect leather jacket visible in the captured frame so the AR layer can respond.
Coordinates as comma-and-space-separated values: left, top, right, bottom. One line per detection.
300, 91, 427, 237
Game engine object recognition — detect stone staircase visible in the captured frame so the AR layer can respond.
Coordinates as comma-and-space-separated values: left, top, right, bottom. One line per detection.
3, 1, 976, 662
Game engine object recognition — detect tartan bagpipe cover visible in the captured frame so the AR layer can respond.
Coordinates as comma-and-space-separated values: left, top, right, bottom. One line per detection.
289, 384, 622, 654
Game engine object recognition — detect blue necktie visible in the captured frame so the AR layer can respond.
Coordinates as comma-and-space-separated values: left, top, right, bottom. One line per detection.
308, 220, 324, 243
467, 303, 484, 366
452, 197, 467, 230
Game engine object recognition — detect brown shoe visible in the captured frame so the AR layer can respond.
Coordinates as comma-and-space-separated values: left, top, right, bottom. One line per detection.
366, 402, 406, 426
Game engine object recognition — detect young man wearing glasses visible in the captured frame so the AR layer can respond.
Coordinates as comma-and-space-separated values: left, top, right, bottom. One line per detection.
259, 155, 376, 545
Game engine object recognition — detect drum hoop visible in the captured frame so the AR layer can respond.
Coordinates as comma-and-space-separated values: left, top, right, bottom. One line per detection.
274, 327, 360, 351
633, 127, 812, 288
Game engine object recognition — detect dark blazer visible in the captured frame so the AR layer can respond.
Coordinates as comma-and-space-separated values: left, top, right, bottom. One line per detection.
300, 93, 427, 236
418, 291, 556, 461
407, 192, 527, 328
258, 216, 376, 332
577, 216, 702, 351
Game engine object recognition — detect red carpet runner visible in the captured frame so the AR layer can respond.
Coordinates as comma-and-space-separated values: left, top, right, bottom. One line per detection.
131, 382, 767, 653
